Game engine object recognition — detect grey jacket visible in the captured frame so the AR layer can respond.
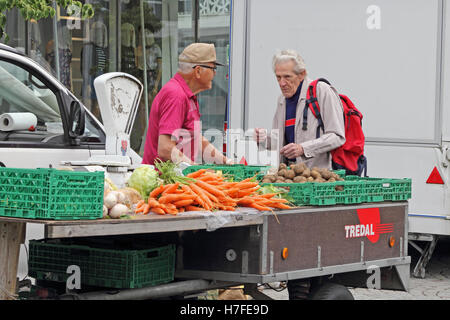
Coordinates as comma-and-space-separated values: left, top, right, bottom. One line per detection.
262, 77, 346, 169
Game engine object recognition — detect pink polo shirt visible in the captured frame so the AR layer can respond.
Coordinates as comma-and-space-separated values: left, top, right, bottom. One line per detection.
142, 73, 202, 165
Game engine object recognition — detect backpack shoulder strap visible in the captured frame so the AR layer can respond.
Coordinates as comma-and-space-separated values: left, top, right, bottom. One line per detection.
303, 78, 331, 138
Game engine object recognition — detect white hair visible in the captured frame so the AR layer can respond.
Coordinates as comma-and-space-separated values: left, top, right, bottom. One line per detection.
272, 49, 307, 75
177, 52, 198, 74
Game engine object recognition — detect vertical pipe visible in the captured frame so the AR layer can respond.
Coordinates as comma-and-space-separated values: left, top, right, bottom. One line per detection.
140, 0, 149, 128
53, 2, 61, 82
194, 0, 199, 42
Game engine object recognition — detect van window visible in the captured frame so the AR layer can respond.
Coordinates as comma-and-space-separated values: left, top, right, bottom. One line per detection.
0, 59, 64, 144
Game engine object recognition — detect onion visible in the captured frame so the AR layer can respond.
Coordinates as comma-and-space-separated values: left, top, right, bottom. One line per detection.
109, 203, 129, 219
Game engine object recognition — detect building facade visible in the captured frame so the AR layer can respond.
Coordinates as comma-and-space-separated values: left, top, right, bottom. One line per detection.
3, 0, 231, 156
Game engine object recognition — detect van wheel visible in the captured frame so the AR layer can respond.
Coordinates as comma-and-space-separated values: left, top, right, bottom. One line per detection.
287, 279, 311, 300
309, 282, 354, 300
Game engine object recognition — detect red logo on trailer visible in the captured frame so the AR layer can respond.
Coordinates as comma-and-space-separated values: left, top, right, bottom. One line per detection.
344, 207, 393, 243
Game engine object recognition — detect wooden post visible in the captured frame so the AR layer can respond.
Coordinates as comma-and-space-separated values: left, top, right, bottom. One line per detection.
0, 221, 26, 300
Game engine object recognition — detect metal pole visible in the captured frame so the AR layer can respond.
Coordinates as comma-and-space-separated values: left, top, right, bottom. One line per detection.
140, 0, 149, 128
194, 0, 199, 42
58, 279, 237, 300
53, 2, 61, 82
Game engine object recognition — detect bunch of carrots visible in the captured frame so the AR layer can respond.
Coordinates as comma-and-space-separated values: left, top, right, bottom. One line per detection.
134, 168, 294, 216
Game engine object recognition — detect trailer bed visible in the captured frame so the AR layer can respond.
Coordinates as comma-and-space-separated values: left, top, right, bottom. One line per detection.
0, 202, 411, 299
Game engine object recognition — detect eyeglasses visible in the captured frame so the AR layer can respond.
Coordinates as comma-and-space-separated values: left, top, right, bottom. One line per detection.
192, 65, 217, 71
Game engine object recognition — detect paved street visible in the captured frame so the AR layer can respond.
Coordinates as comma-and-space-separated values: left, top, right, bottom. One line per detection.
263, 236, 450, 300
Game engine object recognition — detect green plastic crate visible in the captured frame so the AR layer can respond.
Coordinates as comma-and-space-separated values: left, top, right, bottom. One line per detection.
345, 176, 412, 203
262, 176, 411, 206
28, 238, 176, 289
183, 164, 270, 181
0, 167, 104, 220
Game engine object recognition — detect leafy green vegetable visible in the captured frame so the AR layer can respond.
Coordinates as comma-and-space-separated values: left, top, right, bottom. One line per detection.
127, 165, 161, 199
154, 159, 196, 185
258, 184, 295, 203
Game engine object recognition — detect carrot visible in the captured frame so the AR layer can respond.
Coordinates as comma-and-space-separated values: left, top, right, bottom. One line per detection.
258, 193, 281, 199
249, 203, 272, 211
236, 198, 254, 205
236, 187, 260, 198
166, 208, 178, 215
190, 183, 213, 209
162, 183, 180, 195
135, 200, 145, 211
268, 203, 292, 210
235, 182, 259, 189
197, 175, 221, 182
143, 204, 151, 214
195, 180, 227, 198
237, 176, 257, 184
185, 205, 205, 211
186, 169, 207, 178
151, 207, 165, 215
158, 194, 197, 204
147, 198, 161, 207
173, 199, 194, 208
178, 207, 185, 212
224, 188, 239, 196
135, 206, 145, 213
149, 185, 165, 198
201, 188, 220, 204
165, 203, 177, 210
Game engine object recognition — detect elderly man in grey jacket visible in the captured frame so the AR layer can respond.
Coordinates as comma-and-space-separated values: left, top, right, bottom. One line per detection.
255, 49, 345, 169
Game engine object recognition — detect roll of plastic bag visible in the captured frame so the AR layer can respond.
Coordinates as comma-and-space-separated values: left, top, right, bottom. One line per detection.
0, 113, 37, 131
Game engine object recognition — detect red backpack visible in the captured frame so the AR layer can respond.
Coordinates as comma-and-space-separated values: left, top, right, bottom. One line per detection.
303, 78, 367, 176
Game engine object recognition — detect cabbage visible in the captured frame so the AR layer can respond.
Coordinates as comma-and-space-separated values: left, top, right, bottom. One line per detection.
127, 165, 161, 199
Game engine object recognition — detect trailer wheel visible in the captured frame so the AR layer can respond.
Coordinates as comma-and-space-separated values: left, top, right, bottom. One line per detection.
309, 282, 354, 300
287, 279, 311, 300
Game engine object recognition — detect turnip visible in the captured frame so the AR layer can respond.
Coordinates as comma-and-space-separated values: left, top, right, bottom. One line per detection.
103, 205, 109, 218
104, 191, 119, 209
109, 203, 129, 219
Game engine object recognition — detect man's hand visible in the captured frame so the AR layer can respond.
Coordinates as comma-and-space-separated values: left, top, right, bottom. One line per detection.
280, 143, 304, 159
254, 128, 267, 143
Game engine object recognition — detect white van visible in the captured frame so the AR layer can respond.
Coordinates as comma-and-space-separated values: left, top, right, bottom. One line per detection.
0, 43, 142, 168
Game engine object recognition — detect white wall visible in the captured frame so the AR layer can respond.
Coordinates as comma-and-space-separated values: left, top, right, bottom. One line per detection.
241, 0, 440, 144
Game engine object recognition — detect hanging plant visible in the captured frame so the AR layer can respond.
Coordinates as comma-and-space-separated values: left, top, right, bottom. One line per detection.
0, 0, 94, 43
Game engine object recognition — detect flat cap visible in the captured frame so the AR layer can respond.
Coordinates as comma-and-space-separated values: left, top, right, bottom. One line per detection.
179, 43, 224, 66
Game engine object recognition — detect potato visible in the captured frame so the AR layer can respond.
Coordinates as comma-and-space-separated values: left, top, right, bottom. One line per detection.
302, 168, 311, 178
328, 177, 336, 183
278, 169, 287, 177
262, 178, 272, 184
284, 179, 293, 183
284, 169, 295, 180
289, 164, 296, 170
279, 163, 287, 170
293, 163, 306, 175
310, 170, 321, 179
307, 176, 314, 182
264, 174, 277, 182
275, 179, 285, 183
293, 176, 307, 183
315, 177, 326, 183
321, 170, 332, 180
335, 185, 344, 191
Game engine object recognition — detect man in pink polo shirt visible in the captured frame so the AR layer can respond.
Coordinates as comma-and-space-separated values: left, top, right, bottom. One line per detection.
142, 43, 231, 165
